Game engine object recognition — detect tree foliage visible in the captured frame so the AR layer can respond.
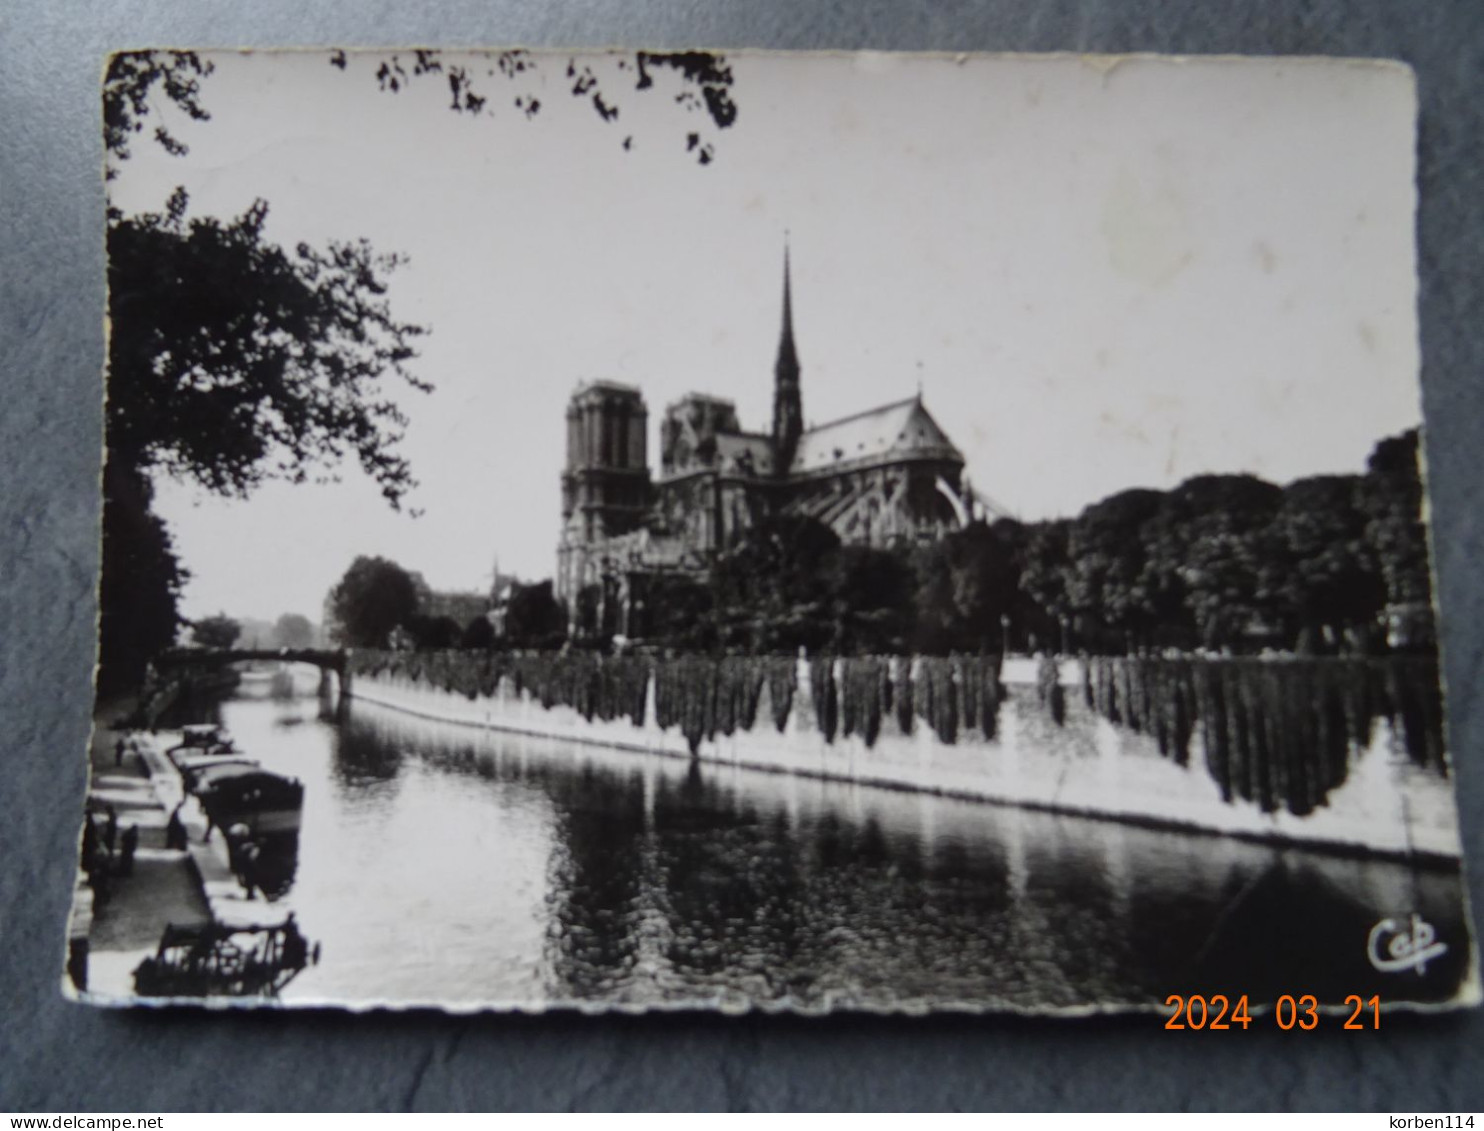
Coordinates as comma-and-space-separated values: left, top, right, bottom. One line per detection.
1004, 431, 1431, 655
1149, 475, 1284, 649
713, 516, 839, 608
1019, 519, 1073, 648
308, 431, 1432, 661
709, 516, 840, 651
103, 51, 213, 171
1065, 488, 1165, 645
328, 556, 420, 648
98, 51, 432, 689
97, 462, 188, 693
406, 613, 461, 651
1273, 476, 1383, 650
460, 614, 496, 650
1363, 431, 1433, 606
273, 613, 316, 649
191, 613, 242, 650
828, 545, 915, 653
633, 573, 713, 648
108, 192, 429, 508
652, 429, 1433, 658
504, 580, 566, 647
912, 521, 1020, 653
332, 48, 738, 165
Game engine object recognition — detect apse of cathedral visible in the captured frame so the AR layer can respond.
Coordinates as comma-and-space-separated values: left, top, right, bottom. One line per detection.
556, 249, 979, 634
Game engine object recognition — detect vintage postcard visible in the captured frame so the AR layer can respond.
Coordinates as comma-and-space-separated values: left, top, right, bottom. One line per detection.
73, 48, 1477, 1015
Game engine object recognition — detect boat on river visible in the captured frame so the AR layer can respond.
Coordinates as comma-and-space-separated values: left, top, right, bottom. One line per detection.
176, 756, 261, 793
195, 765, 305, 834
163, 725, 304, 833
132, 917, 318, 998
165, 722, 236, 757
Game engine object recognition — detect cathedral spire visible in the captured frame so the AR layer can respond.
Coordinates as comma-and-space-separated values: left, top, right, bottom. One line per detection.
779, 242, 798, 369
772, 238, 803, 474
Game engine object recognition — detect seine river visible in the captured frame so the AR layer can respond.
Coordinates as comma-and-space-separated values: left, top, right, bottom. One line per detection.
210, 672, 1470, 1013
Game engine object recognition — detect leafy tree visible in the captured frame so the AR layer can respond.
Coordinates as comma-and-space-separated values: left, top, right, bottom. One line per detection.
713, 517, 838, 605
99, 192, 427, 684
827, 545, 914, 653
97, 464, 188, 692
460, 615, 496, 650
1273, 475, 1383, 652
108, 192, 429, 508
505, 580, 566, 646
328, 556, 420, 648
1149, 475, 1283, 650
273, 612, 316, 649
98, 53, 431, 689
710, 516, 840, 651
989, 518, 1056, 652
103, 51, 213, 172
191, 613, 241, 649
965, 520, 1028, 644
635, 573, 713, 647
911, 537, 961, 654
1066, 488, 1165, 650
1018, 519, 1073, 651
407, 613, 461, 651
333, 48, 738, 166
107, 47, 739, 175
1361, 429, 1435, 648
911, 521, 1019, 654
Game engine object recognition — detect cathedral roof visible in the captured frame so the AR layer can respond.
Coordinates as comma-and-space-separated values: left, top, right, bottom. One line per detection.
789, 395, 963, 476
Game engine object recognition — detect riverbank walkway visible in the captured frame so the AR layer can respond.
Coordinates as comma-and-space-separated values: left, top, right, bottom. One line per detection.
72, 702, 296, 1000
72, 703, 211, 997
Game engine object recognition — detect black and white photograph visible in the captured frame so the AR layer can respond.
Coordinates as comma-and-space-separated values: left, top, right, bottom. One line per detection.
72, 47, 1476, 1015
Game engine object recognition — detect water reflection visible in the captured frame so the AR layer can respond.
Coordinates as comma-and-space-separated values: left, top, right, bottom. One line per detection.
215, 678, 1468, 1011
332, 721, 405, 788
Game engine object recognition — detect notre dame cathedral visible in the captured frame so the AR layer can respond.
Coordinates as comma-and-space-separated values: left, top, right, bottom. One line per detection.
556, 248, 984, 637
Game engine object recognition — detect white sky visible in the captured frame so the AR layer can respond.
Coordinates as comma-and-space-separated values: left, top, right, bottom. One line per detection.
107, 50, 1422, 625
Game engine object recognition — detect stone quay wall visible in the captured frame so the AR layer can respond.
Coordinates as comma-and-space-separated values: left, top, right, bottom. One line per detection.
341, 654, 1461, 862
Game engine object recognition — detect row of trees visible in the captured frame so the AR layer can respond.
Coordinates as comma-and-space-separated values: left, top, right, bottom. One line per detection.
328, 427, 1431, 660
1020, 430, 1431, 654
611, 430, 1434, 657
325, 556, 565, 650
183, 611, 317, 651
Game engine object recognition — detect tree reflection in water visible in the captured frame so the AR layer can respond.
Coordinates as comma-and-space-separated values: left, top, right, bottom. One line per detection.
264, 696, 1469, 1011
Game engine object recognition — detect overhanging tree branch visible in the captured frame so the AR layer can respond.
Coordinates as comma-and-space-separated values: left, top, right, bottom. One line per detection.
107, 193, 430, 508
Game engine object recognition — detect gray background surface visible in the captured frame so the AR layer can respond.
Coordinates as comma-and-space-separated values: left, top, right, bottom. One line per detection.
2, 0, 1481, 1113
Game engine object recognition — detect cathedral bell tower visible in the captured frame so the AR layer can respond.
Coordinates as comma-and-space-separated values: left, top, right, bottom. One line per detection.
771, 245, 803, 475
556, 380, 651, 609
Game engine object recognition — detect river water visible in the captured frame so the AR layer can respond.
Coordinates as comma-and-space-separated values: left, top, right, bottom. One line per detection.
208, 672, 1471, 1013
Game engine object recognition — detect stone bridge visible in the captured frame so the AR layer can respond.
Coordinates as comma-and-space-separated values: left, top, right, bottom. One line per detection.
153, 647, 350, 698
